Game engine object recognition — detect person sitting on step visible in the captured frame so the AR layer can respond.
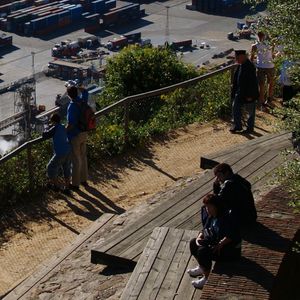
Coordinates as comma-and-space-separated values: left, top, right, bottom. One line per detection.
212, 163, 257, 229
187, 194, 241, 289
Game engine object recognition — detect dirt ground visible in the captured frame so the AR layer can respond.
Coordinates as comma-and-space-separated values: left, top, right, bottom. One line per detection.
0, 109, 278, 296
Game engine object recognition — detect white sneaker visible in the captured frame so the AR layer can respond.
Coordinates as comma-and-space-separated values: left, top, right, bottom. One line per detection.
192, 277, 207, 289
187, 266, 203, 277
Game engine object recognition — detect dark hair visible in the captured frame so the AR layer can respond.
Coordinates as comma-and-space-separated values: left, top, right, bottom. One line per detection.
50, 113, 60, 124
213, 163, 233, 176
203, 193, 224, 215
67, 86, 78, 100
203, 193, 220, 206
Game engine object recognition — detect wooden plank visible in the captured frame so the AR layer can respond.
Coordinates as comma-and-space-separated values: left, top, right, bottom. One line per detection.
120, 227, 170, 300
124, 146, 287, 262
174, 255, 199, 300
204, 132, 290, 161
137, 228, 185, 300
201, 132, 290, 169
201, 132, 291, 169
92, 135, 291, 265
112, 146, 276, 262
120, 228, 198, 300
91, 144, 260, 264
4, 214, 115, 300
155, 230, 196, 300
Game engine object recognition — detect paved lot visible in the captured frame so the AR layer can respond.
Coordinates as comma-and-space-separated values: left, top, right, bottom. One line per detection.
0, 0, 253, 123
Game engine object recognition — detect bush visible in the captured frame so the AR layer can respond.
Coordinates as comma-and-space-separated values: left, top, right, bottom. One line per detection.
0, 46, 233, 208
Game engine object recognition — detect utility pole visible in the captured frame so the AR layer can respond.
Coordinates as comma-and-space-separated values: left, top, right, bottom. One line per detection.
165, 6, 170, 43
31, 51, 37, 107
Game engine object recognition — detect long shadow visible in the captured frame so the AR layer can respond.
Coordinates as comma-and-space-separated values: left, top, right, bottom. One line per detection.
0, 45, 20, 58
100, 262, 136, 275
77, 188, 125, 214
89, 130, 181, 184
138, 157, 178, 181
242, 221, 291, 253
213, 256, 275, 292
198, 2, 267, 19
60, 194, 104, 221
106, 19, 154, 35
0, 192, 81, 245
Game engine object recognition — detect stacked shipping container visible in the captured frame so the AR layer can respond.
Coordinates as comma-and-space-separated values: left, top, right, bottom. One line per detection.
84, 2, 145, 33
191, 0, 243, 14
0, 0, 144, 36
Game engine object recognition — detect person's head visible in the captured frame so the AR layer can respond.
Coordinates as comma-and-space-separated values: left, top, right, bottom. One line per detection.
257, 31, 265, 41
67, 86, 78, 100
75, 79, 84, 91
49, 113, 61, 125
235, 50, 247, 64
213, 163, 233, 184
202, 194, 222, 217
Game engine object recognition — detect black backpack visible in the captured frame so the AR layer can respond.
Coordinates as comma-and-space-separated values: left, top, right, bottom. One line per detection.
77, 102, 96, 132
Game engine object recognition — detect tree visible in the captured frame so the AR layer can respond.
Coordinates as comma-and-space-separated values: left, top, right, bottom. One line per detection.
98, 45, 198, 122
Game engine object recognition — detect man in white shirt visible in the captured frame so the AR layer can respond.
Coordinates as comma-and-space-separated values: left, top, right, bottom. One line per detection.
250, 32, 275, 107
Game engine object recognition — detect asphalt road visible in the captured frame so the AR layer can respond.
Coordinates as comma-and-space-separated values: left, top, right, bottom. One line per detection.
0, 0, 255, 123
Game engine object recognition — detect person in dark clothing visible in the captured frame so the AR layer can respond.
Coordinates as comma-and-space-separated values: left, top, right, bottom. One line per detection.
42, 113, 72, 192
213, 163, 257, 228
187, 194, 241, 289
231, 50, 259, 134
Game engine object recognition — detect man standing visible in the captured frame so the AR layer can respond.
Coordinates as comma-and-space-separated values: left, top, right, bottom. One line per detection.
66, 86, 88, 190
250, 32, 275, 107
231, 50, 259, 134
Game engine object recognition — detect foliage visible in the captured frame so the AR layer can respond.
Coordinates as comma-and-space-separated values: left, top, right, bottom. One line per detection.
0, 46, 233, 209
0, 139, 52, 210
245, 0, 300, 213
276, 152, 300, 212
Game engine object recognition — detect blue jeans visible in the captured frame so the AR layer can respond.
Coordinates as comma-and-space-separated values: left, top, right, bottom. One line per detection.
47, 152, 72, 179
232, 97, 256, 130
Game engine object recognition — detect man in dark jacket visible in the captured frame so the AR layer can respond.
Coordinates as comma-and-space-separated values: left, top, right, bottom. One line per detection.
231, 50, 259, 133
213, 163, 257, 228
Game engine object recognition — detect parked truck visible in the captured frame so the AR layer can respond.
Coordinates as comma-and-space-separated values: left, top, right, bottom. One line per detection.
51, 36, 100, 58
106, 36, 128, 50
171, 39, 192, 50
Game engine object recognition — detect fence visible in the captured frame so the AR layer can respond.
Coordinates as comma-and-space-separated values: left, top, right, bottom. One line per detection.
0, 64, 236, 192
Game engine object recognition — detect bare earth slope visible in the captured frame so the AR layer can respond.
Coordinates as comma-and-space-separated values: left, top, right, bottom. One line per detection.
0, 111, 277, 296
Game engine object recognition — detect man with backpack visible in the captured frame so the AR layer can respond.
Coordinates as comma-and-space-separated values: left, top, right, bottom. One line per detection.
66, 86, 92, 190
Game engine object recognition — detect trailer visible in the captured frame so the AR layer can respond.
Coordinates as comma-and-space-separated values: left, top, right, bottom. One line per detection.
171, 39, 192, 50
106, 36, 128, 50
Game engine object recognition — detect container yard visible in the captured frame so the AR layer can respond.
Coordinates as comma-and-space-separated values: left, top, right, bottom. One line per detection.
0, 0, 145, 36
187, 0, 244, 14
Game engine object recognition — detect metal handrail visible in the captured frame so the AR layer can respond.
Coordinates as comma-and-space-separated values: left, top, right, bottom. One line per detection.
0, 64, 235, 166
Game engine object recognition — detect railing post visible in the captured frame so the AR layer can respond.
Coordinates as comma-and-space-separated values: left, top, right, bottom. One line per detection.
124, 102, 129, 146
27, 144, 34, 191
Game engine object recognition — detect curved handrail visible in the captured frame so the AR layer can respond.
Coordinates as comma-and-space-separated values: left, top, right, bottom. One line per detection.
0, 64, 235, 165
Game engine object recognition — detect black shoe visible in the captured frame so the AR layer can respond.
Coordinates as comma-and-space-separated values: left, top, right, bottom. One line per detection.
62, 188, 72, 195
242, 128, 254, 134
69, 184, 80, 191
229, 126, 242, 133
81, 181, 89, 187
